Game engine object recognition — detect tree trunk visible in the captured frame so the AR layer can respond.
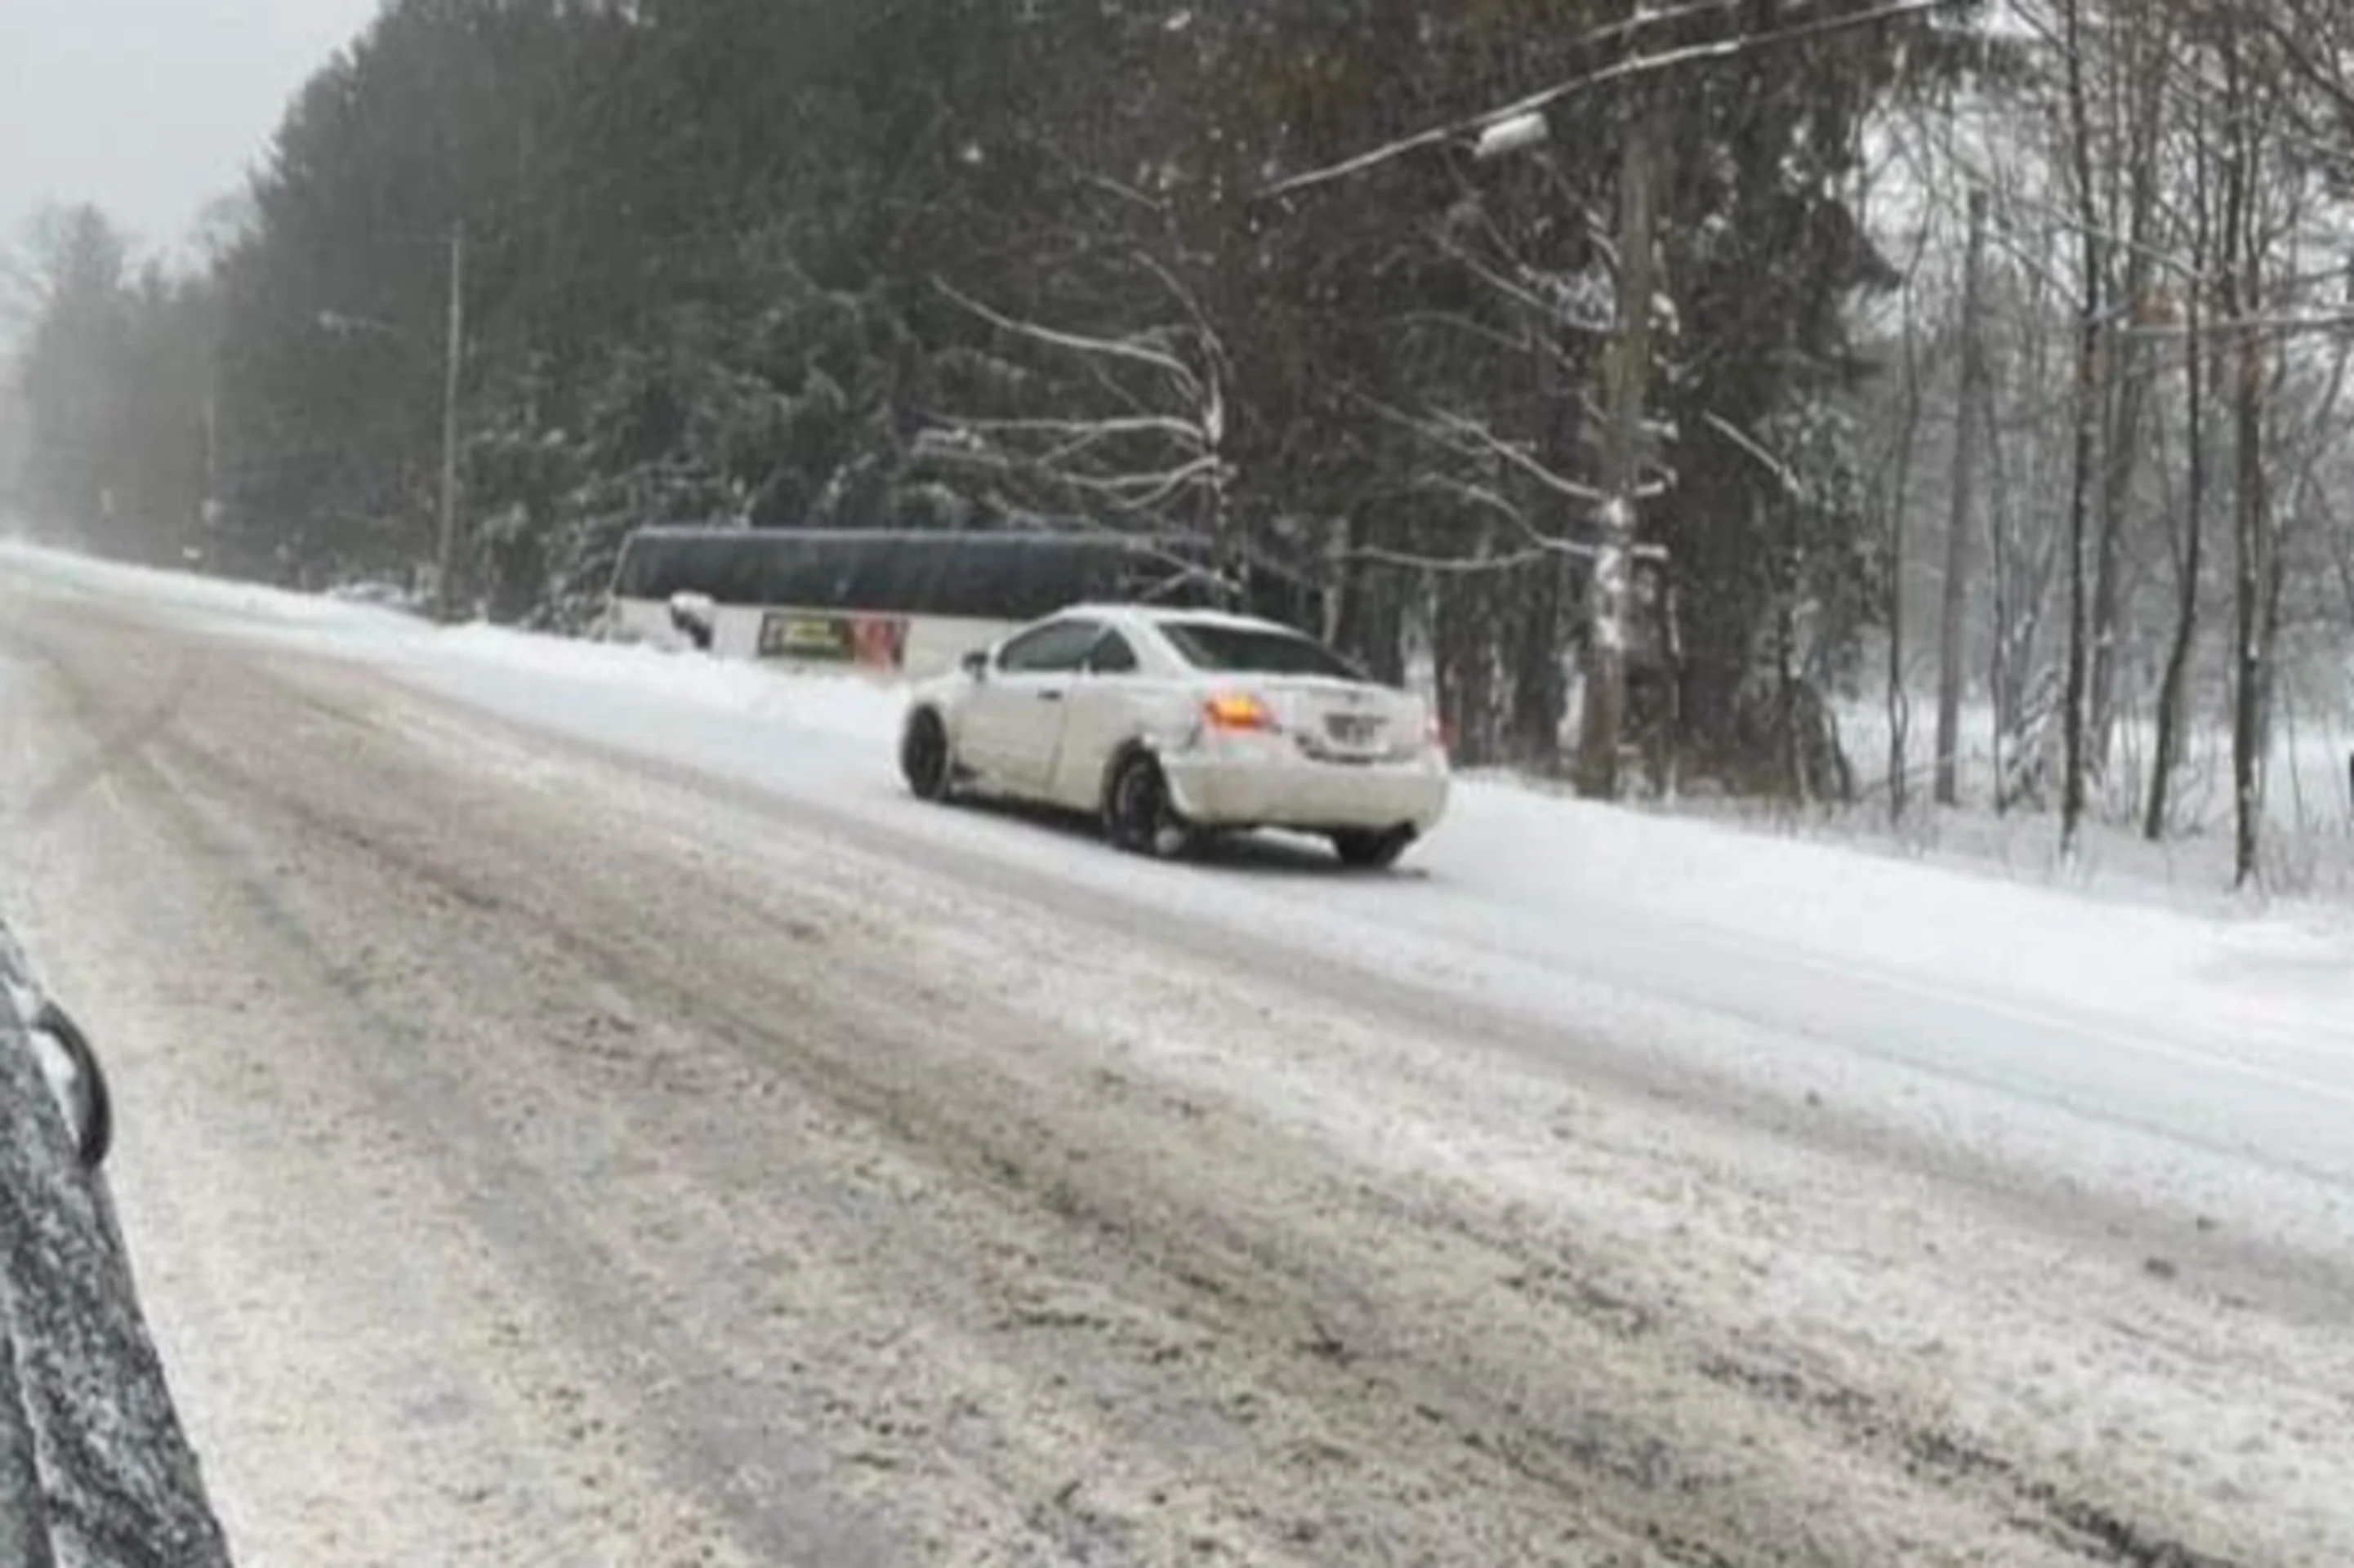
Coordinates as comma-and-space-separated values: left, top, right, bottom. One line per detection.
1510, 560, 1568, 768
2145, 296, 2207, 842
1330, 508, 1389, 684
2089, 317, 2148, 774
1436, 555, 1500, 768
2089, 17, 2164, 776
2231, 316, 2267, 889
1885, 308, 1925, 823
1987, 365, 2011, 813
1936, 190, 1989, 808
2146, 109, 2214, 844
2058, 0, 2102, 858
2212, 33, 2270, 891
1518, 310, 1577, 773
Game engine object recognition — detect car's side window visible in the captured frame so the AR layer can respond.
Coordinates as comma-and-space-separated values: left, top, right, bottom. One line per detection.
1084, 630, 1139, 675
996, 619, 1103, 675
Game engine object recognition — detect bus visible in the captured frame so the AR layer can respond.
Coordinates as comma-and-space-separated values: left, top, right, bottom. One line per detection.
604, 526, 1324, 677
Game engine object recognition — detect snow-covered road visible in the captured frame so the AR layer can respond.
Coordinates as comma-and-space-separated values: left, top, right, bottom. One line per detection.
3, 546, 2350, 1566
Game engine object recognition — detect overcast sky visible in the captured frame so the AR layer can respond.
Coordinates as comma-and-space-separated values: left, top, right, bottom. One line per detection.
1, 0, 383, 257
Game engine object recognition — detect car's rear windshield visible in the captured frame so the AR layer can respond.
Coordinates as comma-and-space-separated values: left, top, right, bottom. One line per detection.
1159, 621, 1366, 681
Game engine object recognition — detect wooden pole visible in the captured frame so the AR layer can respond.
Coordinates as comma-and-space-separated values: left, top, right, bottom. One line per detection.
1579, 89, 1663, 801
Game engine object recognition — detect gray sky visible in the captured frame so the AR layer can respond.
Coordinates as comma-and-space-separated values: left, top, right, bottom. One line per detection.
1, 0, 383, 257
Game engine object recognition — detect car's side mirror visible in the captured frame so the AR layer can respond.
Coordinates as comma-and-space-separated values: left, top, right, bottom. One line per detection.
961, 648, 990, 680
30, 1002, 111, 1170
667, 590, 716, 653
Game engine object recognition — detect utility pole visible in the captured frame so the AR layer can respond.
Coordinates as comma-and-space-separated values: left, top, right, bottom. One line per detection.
1579, 90, 1664, 801
198, 383, 221, 565
200, 389, 219, 501
1935, 189, 1988, 807
436, 220, 466, 622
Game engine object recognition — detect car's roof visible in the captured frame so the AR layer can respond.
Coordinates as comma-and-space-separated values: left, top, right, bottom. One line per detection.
1059, 603, 1305, 635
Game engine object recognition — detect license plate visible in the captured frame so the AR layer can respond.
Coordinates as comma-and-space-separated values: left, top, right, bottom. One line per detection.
1326, 714, 1384, 747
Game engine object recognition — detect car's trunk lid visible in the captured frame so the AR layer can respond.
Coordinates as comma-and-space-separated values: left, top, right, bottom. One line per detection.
1242, 679, 1425, 761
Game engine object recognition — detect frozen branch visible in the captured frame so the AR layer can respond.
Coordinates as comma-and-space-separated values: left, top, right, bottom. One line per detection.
1363, 395, 1607, 504
934, 278, 1202, 393
1347, 543, 1554, 573
1439, 411, 1608, 504
1412, 472, 1532, 527
1060, 455, 1228, 512
1265, 0, 1963, 198
1445, 242, 1616, 338
1347, 537, 1670, 571
1702, 412, 1803, 497
1085, 172, 1166, 213
2124, 305, 2354, 341
934, 413, 1209, 448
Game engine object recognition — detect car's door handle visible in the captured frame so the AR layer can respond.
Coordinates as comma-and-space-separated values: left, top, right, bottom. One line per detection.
1037, 689, 1066, 702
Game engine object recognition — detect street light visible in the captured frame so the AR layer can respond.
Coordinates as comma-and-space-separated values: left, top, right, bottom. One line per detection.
1473, 111, 1552, 160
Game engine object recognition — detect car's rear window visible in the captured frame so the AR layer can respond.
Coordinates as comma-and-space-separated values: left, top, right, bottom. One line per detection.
1159, 621, 1365, 681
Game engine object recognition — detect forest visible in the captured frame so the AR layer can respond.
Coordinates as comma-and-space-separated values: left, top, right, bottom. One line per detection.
8, 0, 2354, 882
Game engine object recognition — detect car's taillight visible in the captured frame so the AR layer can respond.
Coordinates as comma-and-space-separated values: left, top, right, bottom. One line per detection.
1202, 692, 1277, 733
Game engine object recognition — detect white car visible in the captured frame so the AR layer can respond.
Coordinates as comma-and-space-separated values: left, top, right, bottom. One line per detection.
898, 605, 1449, 867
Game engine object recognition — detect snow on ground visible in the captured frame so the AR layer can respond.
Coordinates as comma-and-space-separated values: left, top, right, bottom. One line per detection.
1820, 690, 2354, 904
8, 539, 2353, 1250
12, 540, 2354, 1560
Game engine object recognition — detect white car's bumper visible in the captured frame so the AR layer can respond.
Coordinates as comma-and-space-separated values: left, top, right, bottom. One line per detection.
1161, 737, 1450, 835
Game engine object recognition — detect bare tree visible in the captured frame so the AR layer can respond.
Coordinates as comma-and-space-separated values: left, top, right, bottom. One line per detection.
2058, 0, 2105, 858
2087, 4, 2172, 774
1877, 323, 1935, 822
2219, 24, 2275, 890
1935, 190, 1990, 806
2144, 84, 2214, 842
923, 265, 1237, 586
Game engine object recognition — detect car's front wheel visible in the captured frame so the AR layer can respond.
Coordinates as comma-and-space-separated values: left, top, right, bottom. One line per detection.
900, 709, 956, 802
1105, 751, 1191, 859
1331, 826, 1414, 871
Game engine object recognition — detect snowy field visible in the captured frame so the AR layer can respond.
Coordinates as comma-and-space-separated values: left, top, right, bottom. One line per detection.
1815, 693, 2354, 903
7, 537, 2354, 1563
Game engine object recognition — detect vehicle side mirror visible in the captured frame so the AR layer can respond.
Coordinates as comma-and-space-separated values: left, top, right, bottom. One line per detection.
667, 590, 716, 652
31, 1002, 112, 1169
961, 648, 990, 680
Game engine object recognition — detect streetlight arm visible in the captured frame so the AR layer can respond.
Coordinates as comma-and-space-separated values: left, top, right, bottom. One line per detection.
1263, 0, 1959, 198
314, 309, 407, 340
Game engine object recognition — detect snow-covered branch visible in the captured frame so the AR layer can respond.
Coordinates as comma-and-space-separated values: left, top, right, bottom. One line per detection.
2124, 305, 2354, 341
923, 261, 1237, 540
1367, 397, 1607, 505
1346, 543, 1554, 574
935, 414, 1210, 448
1412, 472, 1532, 528
1443, 242, 1617, 340
1702, 412, 1803, 497
1442, 412, 1607, 504
1266, 0, 1963, 198
934, 278, 1202, 394
1060, 456, 1231, 512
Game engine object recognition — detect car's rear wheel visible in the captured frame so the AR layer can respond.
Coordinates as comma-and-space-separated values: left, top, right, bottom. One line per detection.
900, 709, 955, 802
1331, 826, 1414, 871
1106, 751, 1191, 858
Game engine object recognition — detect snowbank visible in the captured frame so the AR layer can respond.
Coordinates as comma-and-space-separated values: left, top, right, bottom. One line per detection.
0, 540, 910, 746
